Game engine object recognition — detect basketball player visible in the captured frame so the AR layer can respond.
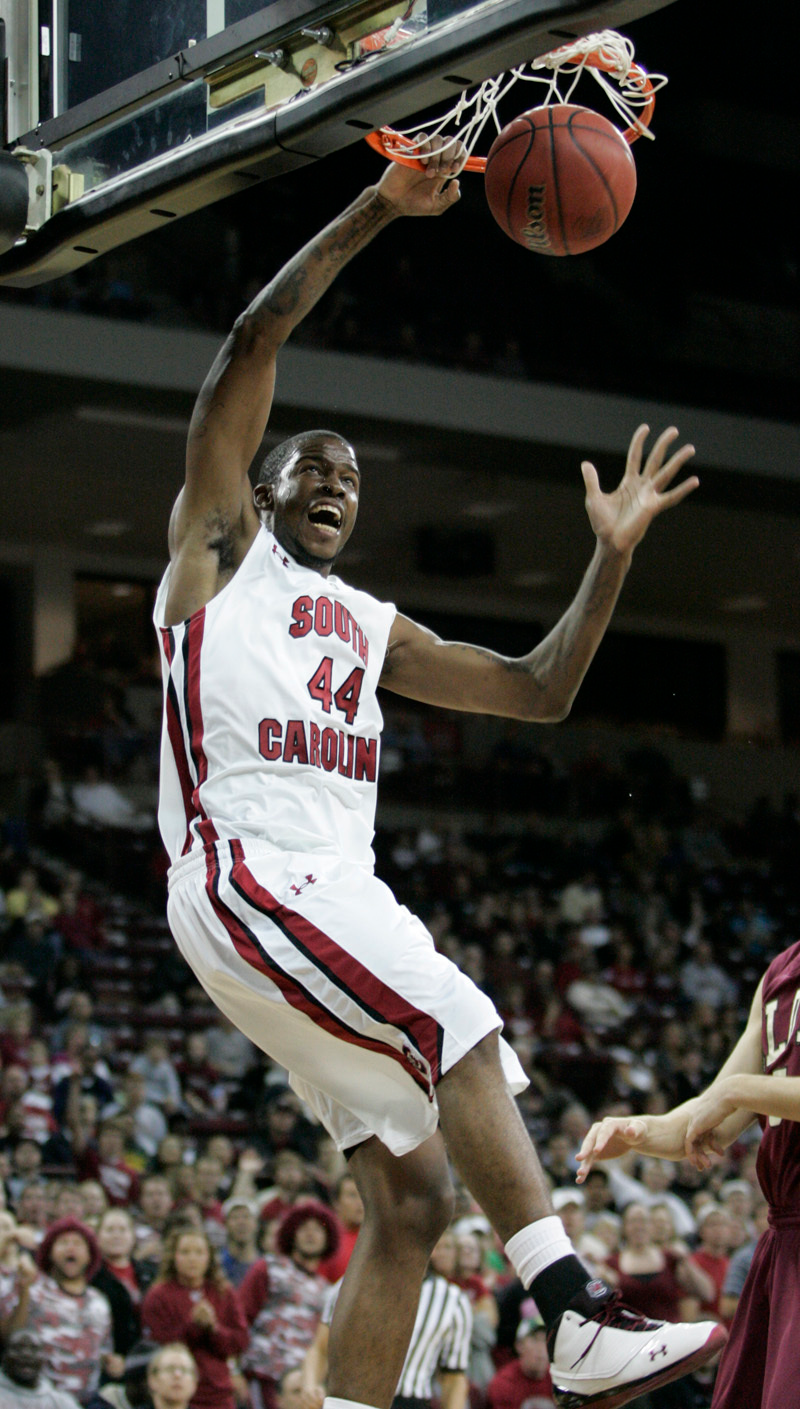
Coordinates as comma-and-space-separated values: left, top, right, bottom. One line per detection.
155, 144, 720, 1409
576, 940, 800, 1408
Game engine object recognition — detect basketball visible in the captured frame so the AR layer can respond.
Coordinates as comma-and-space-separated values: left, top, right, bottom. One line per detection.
484, 103, 637, 255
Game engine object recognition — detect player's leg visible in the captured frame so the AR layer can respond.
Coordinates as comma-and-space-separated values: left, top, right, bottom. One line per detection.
326, 1130, 454, 1409
436, 1031, 727, 1409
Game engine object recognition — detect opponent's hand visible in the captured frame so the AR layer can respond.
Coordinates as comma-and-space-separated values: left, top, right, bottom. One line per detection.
582, 425, 699, 558
376, 136, 465, 216
683, 1079, 736, 1169
576, 1116, 650, 1181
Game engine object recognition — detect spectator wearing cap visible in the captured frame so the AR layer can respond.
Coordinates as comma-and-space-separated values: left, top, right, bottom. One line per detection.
718, 1178, 755, 1234
550, 1190, 608, 1279
219, 1198, 259, 1287
486, 1320, 554, 1409
239, 1203, 337, 1409
141, 1226, 248, 1409
0, 1328, 82, 1408
0, 1217, 115, 1405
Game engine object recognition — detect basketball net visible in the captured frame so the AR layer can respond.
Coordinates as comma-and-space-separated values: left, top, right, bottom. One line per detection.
366, 29, 668, 173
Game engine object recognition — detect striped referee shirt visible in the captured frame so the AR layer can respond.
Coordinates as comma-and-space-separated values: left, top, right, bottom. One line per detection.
322, 1274, 473, 1400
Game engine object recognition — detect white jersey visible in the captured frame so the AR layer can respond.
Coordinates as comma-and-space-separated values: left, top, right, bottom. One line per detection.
154, 527, 395, 869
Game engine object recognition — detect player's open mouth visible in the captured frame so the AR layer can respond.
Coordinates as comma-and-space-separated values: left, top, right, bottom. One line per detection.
307, 503, 343, 536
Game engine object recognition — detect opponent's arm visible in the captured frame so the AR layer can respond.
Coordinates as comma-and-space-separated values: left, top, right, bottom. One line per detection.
575, 977, 765, 1180
172, 150, 464, 556
380, 425, 698, 719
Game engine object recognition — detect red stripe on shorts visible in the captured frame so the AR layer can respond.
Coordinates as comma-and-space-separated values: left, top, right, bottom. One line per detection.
228, 841, 441, 1084
203, 847, 431, 1094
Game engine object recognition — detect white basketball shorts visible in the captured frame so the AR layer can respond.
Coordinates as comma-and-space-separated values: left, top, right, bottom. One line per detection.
167, 838, 527, 1155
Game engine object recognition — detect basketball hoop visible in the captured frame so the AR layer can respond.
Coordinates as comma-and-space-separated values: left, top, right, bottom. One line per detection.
366, 30, 667, 173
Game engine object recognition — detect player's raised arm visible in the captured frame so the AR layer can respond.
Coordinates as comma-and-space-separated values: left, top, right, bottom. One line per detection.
576, 976, 767, 1181
381, 424, 698, 719
172, 146, 464, 556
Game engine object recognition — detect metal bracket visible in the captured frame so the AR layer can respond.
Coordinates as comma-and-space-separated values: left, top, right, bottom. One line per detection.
52, 162, 85, 215
13, 147, 53, 232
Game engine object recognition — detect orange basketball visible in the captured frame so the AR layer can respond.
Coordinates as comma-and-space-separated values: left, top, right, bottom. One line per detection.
484, 103, 637, 255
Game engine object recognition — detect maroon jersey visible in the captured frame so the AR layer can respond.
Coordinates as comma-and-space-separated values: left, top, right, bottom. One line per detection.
756, 940, 800, 1209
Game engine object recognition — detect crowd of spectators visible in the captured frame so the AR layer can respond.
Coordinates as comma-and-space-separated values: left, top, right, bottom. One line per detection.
1, 732, 798, 1406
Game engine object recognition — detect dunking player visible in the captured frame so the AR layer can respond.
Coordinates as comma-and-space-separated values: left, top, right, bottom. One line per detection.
576, 940, 800, 1409
154, 146, 723, 1409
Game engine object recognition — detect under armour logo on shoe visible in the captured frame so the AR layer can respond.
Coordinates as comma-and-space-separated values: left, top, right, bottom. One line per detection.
649, 1343, 669, 1361
586, 1281, 608, 1299
290, 874, 317, 895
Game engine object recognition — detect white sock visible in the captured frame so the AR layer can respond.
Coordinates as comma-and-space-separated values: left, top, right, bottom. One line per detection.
505, 1216, 577, 1288
324, 1398, 380, 1409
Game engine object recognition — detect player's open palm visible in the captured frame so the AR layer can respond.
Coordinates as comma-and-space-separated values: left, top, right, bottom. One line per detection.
377, 136, 465, 216
582, 424, 698, 556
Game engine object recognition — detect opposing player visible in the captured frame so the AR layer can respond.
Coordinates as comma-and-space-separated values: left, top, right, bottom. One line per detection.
154, 146, 720, 1409
576, 940, 800, 1408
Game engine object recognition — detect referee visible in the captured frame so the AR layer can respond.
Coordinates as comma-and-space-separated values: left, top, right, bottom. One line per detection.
302, 1248, 473, 1409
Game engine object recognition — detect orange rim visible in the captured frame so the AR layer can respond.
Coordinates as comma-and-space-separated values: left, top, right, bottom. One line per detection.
365, 129, 487, 171
366, 43, 656, 173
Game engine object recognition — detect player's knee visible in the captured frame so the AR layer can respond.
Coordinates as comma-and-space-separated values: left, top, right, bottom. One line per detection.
361, 1159, 455, 1253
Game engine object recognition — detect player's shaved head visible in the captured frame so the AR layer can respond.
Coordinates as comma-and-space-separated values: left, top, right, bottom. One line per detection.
256, 430, 354, 488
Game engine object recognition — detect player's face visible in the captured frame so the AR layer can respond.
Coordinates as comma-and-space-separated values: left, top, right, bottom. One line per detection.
261, 435, 360, 574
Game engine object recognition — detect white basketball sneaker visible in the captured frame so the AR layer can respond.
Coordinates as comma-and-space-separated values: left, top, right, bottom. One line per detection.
547, 1286, 727, 1408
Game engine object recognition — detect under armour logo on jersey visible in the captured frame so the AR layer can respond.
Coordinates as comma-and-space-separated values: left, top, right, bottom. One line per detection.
290, 874, 317, 896
649, 1344, 668, 1361
272, 544, 290, 567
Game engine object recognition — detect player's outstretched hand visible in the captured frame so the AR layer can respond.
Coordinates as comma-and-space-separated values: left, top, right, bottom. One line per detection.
575, 1115, 650, 1181
377, 135, 466, 216
582, 424, 699, 558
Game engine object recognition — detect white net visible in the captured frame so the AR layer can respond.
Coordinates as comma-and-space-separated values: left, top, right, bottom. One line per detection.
373, 28, 668, 167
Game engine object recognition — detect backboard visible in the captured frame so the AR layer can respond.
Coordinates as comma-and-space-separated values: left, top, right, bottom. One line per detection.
0, 0, 678, 285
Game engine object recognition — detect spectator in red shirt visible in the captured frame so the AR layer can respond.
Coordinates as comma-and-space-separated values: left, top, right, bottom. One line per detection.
192, 1157, 226, 1246
256, 1150, 312, 1226
689, 1204, 730, 1321
486, 1320, 554, 1409
603, 1203, 713, 1324
74, 1120, 141, 1208
141, 1228, 248, 1409
174, 1035, 222, 1117
315, 1174, 363, 1283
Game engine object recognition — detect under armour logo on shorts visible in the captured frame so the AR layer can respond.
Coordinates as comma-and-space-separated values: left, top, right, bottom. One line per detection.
290, 874, 317, 896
